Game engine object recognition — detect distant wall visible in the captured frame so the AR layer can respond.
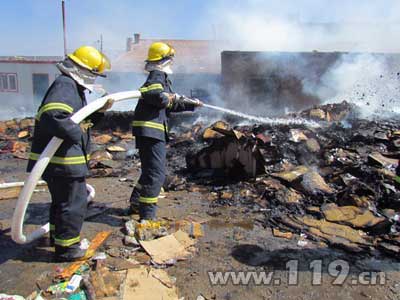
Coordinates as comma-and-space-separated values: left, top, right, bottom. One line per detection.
221, 51, 400, 116
0, 62, 59, 120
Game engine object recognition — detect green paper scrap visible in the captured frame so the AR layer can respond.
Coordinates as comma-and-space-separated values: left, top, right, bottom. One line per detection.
67, 291, 87, 300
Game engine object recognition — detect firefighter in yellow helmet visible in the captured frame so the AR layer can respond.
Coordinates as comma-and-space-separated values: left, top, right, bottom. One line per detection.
129, 42, 203, 222
27, 46, 113, 262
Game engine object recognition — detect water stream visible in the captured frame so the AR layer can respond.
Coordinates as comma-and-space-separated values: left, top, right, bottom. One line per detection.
202, 103, 320, 127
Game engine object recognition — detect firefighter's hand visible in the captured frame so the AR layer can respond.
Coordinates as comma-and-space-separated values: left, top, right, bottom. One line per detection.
80, 121, 93, 132
163, 92, 178, 107
98, 98, 114, 113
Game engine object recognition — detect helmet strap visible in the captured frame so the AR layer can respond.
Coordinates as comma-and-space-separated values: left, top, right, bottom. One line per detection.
57, 58, 97, 91
144, 58, 173, 74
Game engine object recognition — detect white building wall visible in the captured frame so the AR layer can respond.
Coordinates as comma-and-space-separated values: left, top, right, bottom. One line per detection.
0, 62, 59, 120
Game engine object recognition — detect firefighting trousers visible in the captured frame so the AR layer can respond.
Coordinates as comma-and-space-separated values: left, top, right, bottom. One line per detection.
45, 176, 87, 249
133, 136, 166, 220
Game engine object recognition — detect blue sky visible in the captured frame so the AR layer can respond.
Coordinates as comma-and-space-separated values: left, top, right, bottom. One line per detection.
1, 0, 399, 56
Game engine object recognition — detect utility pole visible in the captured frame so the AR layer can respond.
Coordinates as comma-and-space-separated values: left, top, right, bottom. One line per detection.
61, 0, 67, 56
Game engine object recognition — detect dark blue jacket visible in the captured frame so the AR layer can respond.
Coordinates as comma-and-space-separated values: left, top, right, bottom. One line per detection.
27, 75, 102, 177
132, 70, 196, 142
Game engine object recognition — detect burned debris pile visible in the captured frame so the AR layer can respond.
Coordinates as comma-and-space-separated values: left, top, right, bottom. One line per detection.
1, 101, 400, 258
177, 101, 400, 257
0, 113, 137, 178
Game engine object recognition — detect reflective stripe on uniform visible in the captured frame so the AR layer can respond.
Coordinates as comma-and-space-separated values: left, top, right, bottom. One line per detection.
36, 102, 74, 120
54, 235, 80, 247
139, 196, 158, 204
139, 83, 164, 93
50, 224, 55, 231
132, 120, 167, 131
29, 152, 90, 165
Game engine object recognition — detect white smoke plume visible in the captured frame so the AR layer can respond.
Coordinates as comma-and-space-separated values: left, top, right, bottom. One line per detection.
201, 0, 400, 119
314, 54, 400, 118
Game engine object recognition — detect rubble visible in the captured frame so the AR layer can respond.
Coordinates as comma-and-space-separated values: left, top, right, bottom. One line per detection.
139, 234, 190, 265
1, 99, 400, 299
93, 134, 113, 145
122, 267, 179, 300
179, 101, 400, 257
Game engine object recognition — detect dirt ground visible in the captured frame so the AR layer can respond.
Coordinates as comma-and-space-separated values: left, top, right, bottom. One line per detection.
1, 157, 400, 300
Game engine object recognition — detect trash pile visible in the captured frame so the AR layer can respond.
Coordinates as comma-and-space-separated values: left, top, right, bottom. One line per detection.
178, 101, 400, 257
1, 100, 400, 300
0, 114, 137, 178
0, 218, 203, 300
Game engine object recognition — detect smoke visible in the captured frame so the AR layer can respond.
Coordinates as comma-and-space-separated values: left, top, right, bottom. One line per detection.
209, 0, 400, 52
313, 54, 400, 118
201, 0, 400, 119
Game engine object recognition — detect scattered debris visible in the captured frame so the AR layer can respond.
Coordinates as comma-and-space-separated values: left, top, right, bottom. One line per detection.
140, 234, 190, 265
122, 267, 179, 300
57, 231, 111, 279
272, 228, 293, 239
93, 134, 113, 145
0, 180, 47, 200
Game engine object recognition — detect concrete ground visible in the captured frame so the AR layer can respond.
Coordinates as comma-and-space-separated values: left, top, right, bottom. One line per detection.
1, 158, 400, 300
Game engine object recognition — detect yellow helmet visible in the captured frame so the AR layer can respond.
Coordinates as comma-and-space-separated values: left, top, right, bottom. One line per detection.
68, 46, 111, 73
146, 42, 175, 62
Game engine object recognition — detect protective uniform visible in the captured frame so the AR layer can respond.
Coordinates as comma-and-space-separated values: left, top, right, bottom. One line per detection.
131, 69, 197, 219
131, 62, 199, 219
27, 46, 111, 261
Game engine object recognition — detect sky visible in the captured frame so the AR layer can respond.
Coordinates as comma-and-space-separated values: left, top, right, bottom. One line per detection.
1, 0, 400, 56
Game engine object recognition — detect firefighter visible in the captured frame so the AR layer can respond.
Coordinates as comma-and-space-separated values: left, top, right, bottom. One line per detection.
129, 42, 203, 221
27, 46, 113, 262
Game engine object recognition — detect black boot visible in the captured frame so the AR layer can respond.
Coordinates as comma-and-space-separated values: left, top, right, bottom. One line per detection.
126, 187, 141, 215
139, 203, 157, 221
54, 244, 87, 262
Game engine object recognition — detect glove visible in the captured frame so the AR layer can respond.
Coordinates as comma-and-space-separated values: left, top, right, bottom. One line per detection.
161, 92, 179, 108
98, 98, 114, 113
80, 121, 93, 132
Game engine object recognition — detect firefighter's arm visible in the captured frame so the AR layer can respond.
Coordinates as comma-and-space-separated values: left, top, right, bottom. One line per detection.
40, 109, 83, 144
140, 82, 170, 108
86, 98, 114, 127
167, 94, 203, 112
39, 81, 83, 144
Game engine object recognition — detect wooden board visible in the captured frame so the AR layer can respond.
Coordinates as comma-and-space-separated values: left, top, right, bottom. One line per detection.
0, 181, 47, 200
57, 231, 112, 279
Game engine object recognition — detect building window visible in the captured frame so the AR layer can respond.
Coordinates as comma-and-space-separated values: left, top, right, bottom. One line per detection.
0, 73, 18, 92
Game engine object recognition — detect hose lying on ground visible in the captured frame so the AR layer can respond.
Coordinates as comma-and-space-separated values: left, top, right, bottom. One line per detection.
11, 91, 142, 244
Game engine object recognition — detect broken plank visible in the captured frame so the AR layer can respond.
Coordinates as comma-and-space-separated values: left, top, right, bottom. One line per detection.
0, 180, 47, 200
57, 231, 112, 279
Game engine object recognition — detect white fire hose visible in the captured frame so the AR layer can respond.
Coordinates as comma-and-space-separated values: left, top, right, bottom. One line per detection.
11, 91, 141, 244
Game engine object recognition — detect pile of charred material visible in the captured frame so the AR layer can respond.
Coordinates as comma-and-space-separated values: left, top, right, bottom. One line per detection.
175, 101, 400, 258
1, 101, 400, 258
0, 112, 138, 180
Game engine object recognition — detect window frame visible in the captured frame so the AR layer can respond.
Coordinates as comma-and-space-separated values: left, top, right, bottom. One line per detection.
0, 72, 18, 93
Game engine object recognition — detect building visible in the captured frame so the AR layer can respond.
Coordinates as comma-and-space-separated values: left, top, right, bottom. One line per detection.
108, 34, 222, 102
0, 35, 224, 119
0, 56, 62, 120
